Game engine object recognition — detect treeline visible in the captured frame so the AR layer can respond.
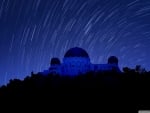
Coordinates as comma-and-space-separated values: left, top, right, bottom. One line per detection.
1, 66, 150, 94
0, 66, 150, 111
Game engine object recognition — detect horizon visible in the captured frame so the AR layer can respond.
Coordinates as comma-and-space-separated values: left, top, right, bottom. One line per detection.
1, 46, 149, 86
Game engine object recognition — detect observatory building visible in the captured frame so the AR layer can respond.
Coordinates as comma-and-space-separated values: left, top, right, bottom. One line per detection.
41, 47, 121, 76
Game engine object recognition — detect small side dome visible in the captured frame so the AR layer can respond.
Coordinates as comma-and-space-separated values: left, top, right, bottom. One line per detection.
108, 56, 118, 65
50, 58, 61, 65
64, 47, 89, 58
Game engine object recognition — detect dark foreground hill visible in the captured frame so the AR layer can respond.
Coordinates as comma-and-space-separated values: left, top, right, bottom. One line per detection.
0, 70, 150, 112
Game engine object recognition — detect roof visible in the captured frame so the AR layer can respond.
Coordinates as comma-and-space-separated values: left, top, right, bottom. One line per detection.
51, 58, 61, 65
64, 47, 89, 58
108, 56, 118, 65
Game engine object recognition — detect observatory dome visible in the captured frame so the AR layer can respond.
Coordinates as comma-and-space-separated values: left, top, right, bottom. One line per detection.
50, 58, 61, 65
64, 47, 89, 58
108, 56, 118, 65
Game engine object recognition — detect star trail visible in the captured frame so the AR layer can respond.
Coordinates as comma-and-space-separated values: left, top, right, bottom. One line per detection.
0, 0, 150, 85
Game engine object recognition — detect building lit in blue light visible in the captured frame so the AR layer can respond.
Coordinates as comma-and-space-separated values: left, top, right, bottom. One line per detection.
41, 47, 121, 76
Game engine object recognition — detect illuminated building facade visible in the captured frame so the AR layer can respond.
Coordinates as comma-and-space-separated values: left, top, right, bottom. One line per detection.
42, 47, 121, 76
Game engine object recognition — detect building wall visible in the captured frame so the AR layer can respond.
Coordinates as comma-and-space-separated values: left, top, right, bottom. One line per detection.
49, 64, 61, 75
62, 57, 91, 76
47, 58, 121, 76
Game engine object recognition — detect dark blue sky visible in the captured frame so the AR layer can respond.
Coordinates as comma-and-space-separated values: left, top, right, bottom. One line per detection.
0, 0, 150, 85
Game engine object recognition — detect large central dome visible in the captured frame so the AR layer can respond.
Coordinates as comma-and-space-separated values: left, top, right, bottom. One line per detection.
64, 47, 89, 58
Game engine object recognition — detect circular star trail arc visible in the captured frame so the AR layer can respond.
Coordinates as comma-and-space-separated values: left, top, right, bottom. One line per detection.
0, 0, 150, 85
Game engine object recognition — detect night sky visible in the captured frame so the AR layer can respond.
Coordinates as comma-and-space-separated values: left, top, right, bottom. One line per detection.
0, 0, 150, 85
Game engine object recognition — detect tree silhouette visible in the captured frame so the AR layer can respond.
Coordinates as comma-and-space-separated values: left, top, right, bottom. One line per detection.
0, 66, 150, 111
